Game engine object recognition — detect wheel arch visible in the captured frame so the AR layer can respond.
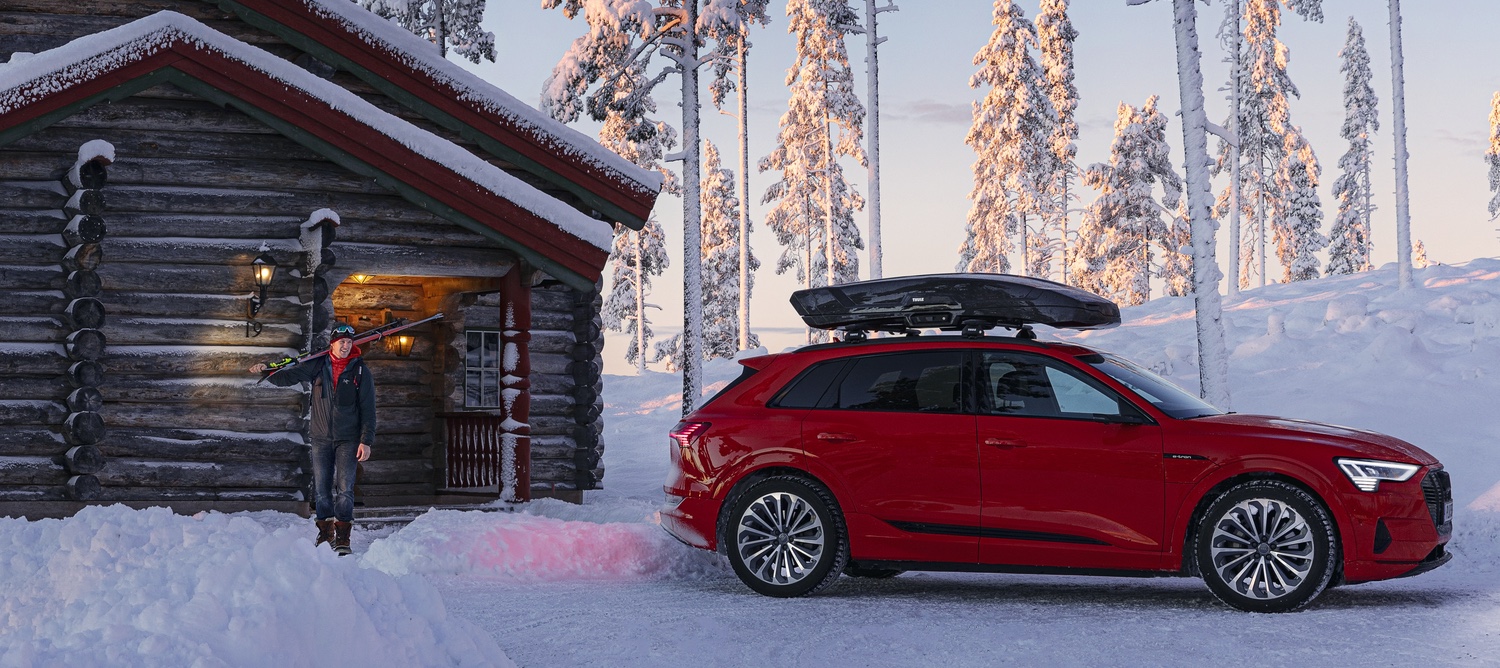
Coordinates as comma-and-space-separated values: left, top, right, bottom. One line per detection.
713, 465, 843, 557
1177, 469, 1346, 580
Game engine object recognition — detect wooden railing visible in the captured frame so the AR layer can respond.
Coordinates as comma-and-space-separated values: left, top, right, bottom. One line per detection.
439, 412, 530, 502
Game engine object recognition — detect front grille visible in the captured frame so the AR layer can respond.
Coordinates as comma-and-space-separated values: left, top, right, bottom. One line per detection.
1421, 467, 1453, 535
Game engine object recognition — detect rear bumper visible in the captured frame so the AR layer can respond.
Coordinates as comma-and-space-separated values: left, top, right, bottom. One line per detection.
661, 493, 722, 552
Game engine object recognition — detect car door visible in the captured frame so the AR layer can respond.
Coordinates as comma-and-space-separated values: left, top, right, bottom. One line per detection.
797, 350, 979, 563
975, 350, 1165, 570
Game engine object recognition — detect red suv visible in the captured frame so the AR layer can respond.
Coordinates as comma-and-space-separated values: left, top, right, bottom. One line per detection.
661, 274, 1452, 612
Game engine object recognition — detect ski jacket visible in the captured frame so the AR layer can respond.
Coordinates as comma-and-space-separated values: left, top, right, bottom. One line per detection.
268, 347, 377, 448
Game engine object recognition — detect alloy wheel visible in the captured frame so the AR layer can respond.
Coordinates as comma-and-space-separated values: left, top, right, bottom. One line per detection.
1207, 498, 1317, 601
736, 491, 827, 586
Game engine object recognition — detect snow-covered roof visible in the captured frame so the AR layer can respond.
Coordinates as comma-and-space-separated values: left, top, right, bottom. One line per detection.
287, 0, 664, 202
0, 11, 615, 278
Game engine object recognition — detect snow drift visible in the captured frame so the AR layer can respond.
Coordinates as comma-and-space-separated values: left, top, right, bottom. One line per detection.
0, 505, 510, 667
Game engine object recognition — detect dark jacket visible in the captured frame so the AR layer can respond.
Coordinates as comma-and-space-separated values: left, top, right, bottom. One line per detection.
268, 347, 377, 447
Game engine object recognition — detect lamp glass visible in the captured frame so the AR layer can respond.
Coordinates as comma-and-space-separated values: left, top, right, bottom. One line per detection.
394, 334, 414, 357
251, 252, 277, 289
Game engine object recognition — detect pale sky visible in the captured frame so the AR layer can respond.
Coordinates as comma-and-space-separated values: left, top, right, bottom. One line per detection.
460, 1, 1500, 374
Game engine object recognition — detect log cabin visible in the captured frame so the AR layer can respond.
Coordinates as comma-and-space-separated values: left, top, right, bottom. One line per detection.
0, 0, 662, 517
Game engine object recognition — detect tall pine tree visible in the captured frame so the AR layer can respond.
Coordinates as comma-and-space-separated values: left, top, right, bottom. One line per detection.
1327, 17, 1379, 276
602, 220, 669, 372
958, 0, 1057, 276
1072, 97, 1180, 306
760, 0, 866, 343
359, 0, 496, 63
1273, 127, 1326, 282
700, 141, 760, 359
1214, 0, 1322, 289
1036, 0, 1078, 283
1487, 92, 1500, 220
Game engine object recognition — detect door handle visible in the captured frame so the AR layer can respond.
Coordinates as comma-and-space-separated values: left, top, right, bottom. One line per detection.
817, 432, 858, 443
984, 438, 1026, 448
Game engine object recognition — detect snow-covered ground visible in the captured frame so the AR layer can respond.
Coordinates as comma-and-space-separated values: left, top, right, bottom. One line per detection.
4, 261, 1500, 666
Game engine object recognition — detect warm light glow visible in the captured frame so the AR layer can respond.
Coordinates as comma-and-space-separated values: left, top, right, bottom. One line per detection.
393, 334, 415, 357
254, 265, 274, 283
350, 274, 373, 284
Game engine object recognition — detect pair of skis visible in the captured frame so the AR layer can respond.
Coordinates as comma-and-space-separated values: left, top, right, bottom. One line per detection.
257, 313, 444, 383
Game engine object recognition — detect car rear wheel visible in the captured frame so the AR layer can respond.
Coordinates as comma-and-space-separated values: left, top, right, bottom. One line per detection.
1195, 479, 1338, 613
725, 476, 848, 597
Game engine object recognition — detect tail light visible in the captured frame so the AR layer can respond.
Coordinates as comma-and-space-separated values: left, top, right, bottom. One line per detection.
670, 421, 711, 449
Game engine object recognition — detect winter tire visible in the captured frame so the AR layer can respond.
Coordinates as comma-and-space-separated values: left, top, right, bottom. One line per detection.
1195, 479, 1339, 613
844, 563, 904, 579
725, 476, 848, 597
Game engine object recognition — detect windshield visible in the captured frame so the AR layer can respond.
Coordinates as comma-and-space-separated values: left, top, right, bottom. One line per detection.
1086, 353, 1223, 419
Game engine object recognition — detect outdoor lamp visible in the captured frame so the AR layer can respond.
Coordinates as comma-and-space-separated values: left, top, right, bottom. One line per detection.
246, 249, 277, 337
350, 274, 373, 284
393, 334, 415, 357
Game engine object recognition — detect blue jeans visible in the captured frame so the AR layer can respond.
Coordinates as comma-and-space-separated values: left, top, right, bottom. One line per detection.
310, 439, 358, 521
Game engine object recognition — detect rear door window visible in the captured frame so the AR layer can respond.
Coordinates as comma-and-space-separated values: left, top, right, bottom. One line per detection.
835, 351, 966, 413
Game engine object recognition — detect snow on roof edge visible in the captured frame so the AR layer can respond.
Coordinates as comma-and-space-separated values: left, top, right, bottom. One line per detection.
0, 12, 615, 253
297, 0, 665, 198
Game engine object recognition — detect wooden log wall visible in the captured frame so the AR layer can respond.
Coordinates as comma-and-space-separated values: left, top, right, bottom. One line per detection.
0, 83, 521, 515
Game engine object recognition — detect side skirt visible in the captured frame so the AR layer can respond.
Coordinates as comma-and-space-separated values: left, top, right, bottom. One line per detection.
852, 560, 1188, 579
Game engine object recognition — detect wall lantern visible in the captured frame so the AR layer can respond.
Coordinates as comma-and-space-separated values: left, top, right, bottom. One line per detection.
349, 274, 374, 284
245, 248, 277, 337
392, 334, 415, 358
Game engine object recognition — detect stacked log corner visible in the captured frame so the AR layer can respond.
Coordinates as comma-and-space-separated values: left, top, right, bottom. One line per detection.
61, 154, 110, 501
499, 268, 533, 503
568, 285, 605, 492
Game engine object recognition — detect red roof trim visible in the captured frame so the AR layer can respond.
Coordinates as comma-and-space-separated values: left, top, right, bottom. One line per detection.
234, 0, 657, 223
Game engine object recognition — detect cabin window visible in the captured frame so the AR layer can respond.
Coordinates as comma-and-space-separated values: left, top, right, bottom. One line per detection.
465, 330, 502, 409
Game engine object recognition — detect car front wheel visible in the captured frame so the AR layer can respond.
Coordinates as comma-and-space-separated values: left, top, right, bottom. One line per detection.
725, 476, 848, 597
1195, 479, 1339, 613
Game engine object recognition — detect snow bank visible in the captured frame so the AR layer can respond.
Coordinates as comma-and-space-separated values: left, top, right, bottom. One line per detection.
362, 509, 726, 582
0, 505, 511, 667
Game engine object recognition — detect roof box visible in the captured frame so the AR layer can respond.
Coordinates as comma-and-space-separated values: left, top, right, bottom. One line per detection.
789, 273, 1120, 333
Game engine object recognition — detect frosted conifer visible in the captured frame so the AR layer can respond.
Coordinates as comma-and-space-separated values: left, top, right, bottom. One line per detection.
1073, 98, 1180, 306
700, 141, 760, 359
1036, 0, 1079, 282
1487, 93, 1500, 220
959, 0, 1058, 276
1160, 195, 1194, 298
1273, 128, 1326, 282
602, 219, 669, 372
1414, 239, 1430, 268
760, 0, 867, 340
1327, 17, 1379, 276
358, 0, 496, 63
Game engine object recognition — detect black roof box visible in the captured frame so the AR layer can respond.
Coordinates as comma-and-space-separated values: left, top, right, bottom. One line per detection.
790, 273, 1120, 333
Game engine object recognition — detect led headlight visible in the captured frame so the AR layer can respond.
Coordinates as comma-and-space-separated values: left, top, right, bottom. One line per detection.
1337, 458, 1420, 492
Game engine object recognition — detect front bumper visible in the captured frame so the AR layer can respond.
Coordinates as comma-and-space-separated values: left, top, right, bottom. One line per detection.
1341, 466, 1453, 583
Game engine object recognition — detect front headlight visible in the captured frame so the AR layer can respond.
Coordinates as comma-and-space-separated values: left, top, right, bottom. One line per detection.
1337, 458, 1420, 492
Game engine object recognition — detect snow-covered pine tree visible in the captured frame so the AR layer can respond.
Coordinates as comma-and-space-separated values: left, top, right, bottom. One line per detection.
1413, 239, 1430, 268
700, 140, 760, 359
1127, 0, 1231, 409
959, 0, 1057, 276
544, 0, 746, 414
1273, 127, 1326, 282
1073, 98, 1180, 306
760, 0, 866, 342
1036, 0, 1078, 283
705, 1, 771, 352
358, 0, 496, 63
1488, 92, 1500, 220
1213, 0, 1322, 289
1327, 16, 1379, 276
602, 219, 669, 372
1160, 194, 1193, 297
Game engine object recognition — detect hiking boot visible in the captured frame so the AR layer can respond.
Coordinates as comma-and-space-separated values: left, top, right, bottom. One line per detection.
315, 519, 336, 548
333, 521, 353, 556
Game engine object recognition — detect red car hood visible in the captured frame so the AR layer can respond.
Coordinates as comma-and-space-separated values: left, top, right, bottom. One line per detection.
1190, 414, 1439, 466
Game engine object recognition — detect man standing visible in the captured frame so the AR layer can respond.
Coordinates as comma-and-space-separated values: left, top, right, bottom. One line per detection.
249, 323, 375, 555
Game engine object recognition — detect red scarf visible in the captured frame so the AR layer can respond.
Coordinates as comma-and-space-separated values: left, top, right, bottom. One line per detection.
330, 346, 361, 380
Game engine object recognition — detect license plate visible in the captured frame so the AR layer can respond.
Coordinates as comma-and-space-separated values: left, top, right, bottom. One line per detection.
1443, 500, 1454, 523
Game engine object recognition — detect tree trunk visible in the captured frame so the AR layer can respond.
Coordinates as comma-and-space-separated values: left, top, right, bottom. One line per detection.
737, 36, 753, 351
865, 0, 885, 280
1389, 0, 1413, 289
633, 232, 646, 374
680, 0, 703, 416
1227, 0, 1242, 298
1169, 0, 1232, 409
